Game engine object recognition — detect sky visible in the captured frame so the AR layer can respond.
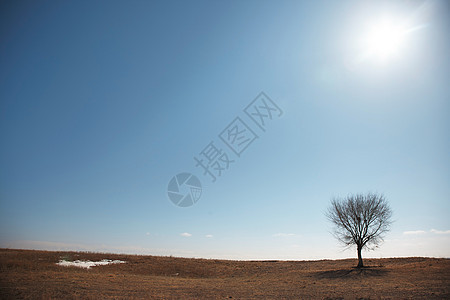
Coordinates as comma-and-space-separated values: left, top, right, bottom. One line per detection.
0, 0, 449, 260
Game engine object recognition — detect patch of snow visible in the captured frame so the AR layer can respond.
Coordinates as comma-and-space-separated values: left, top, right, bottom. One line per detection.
56, 259, 126, 269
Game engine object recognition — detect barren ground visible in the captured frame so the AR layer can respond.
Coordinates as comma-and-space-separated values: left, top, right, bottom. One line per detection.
1, 248, 449, 299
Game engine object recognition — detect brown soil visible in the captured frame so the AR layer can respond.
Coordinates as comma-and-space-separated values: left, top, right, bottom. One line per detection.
1, 248, 449, 299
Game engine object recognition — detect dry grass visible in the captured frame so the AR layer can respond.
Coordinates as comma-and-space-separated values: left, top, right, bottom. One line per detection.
1, 248, 449, 299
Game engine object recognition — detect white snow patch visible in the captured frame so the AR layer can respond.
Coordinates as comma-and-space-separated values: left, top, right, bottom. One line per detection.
56, 259, 126, 269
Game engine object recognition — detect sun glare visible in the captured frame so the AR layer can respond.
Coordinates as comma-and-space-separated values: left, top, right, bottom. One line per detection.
366, 20, 407, 61
351, 11, 428, 68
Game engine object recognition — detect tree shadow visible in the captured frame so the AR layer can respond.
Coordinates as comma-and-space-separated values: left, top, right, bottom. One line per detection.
315, 266, 389, 279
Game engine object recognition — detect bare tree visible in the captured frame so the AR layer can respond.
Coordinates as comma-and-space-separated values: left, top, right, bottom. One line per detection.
326, 193, 392, 268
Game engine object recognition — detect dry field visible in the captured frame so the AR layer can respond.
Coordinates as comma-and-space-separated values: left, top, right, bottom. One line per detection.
1, 248, 449, 299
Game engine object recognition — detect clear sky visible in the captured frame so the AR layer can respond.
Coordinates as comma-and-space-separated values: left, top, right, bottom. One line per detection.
1, 0, 449, 260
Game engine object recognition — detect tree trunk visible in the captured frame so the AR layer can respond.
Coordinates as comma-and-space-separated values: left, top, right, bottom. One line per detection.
357, 245, 364, 268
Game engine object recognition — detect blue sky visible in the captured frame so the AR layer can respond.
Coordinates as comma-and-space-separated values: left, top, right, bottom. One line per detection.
1, 0, 449, 259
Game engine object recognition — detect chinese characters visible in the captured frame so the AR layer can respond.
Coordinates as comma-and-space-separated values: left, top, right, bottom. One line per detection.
194, 92, 283, 182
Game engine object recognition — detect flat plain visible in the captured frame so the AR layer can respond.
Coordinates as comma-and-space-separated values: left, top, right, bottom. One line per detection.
1, 248, 449, 299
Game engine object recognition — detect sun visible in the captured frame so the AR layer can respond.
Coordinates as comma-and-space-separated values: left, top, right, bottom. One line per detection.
365, 20, 407, 61
351, 12, 427, 67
